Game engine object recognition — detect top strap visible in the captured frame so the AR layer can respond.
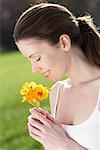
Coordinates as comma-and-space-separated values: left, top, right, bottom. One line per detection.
53, 82, 63, 117
97, 87, 100, 105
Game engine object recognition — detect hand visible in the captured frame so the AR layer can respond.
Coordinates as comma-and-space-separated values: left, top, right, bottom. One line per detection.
27, 107, 68, 150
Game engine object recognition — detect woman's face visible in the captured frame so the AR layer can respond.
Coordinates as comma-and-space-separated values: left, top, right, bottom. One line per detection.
16, 38, 70, 82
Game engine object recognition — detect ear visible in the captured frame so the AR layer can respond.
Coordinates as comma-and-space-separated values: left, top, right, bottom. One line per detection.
59, 34, 71, 52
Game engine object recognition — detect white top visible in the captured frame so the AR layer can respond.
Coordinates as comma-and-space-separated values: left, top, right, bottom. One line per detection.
52, 80, 100, 150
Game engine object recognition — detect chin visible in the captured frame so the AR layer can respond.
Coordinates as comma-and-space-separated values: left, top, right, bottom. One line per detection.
49, 74, 62, 83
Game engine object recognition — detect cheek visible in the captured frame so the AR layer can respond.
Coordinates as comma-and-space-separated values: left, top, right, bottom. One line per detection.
40, 57, 53, 69
50, 58, 68, 81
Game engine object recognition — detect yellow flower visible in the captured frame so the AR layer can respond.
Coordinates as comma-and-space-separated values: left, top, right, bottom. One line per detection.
20, 81, 51, 108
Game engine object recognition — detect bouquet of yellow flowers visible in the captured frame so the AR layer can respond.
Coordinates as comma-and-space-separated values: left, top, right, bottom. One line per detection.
20, 81, 51, 108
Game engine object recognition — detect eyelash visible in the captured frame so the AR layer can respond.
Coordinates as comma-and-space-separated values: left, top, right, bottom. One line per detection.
36, 57, 41, 61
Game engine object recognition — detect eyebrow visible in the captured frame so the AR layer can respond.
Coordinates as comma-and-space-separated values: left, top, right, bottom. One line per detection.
28, 54, 33, 59
23, 53, 38, 59
23, 54, 33, 59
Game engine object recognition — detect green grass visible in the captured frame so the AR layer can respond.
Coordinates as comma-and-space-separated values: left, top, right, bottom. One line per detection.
0, 51, 66, 150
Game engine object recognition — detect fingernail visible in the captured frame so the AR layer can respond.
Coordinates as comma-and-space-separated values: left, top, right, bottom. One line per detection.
29, 108, 31, 112
29, 108, 33, 113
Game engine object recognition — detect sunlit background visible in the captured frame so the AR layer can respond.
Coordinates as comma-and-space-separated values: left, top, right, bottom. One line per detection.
0, 0, 100, 149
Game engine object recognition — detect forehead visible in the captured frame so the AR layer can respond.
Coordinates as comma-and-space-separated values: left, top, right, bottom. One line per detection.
16, 39, 42, 57
16, 38, 56, 58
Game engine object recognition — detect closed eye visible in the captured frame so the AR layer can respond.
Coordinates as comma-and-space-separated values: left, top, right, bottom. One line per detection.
31, 54, 41, 62
36, 56, 41, 61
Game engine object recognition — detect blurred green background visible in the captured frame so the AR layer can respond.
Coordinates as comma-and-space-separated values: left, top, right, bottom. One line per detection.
0, 51, 65, 149
0, 51, 54, 150
0, 0, 100, 149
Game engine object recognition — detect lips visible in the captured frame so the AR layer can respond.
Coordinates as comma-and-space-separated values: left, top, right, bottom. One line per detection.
43, 69, 51, 77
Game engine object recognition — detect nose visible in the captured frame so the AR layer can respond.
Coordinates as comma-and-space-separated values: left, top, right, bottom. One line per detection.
32, 65, 42, 74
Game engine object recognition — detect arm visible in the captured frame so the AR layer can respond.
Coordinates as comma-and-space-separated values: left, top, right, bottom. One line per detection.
43, 133, 87, 150
44, 138, 88, 150
64, 137, 88, 150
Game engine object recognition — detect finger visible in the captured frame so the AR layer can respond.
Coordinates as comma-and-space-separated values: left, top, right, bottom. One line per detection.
30, 109, 51, 126
35, 108, 59, 124
35, 107, 46, 115
30, 107, 59, 124
28, 124, 42, 142
29, 107, 46, 117
28, 116, 45, 131
28, 123, 43, 137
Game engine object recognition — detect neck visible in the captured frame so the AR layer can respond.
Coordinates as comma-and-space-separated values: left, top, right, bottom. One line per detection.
66, 46, 100, 86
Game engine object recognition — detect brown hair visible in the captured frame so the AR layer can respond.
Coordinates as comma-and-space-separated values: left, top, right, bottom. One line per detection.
13, 3, 100, 68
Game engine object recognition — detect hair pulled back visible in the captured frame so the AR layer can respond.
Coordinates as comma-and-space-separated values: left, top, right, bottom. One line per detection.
13, 3, 100, 68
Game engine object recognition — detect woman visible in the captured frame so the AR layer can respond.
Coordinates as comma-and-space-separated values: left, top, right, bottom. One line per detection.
13, 3, 100, 150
